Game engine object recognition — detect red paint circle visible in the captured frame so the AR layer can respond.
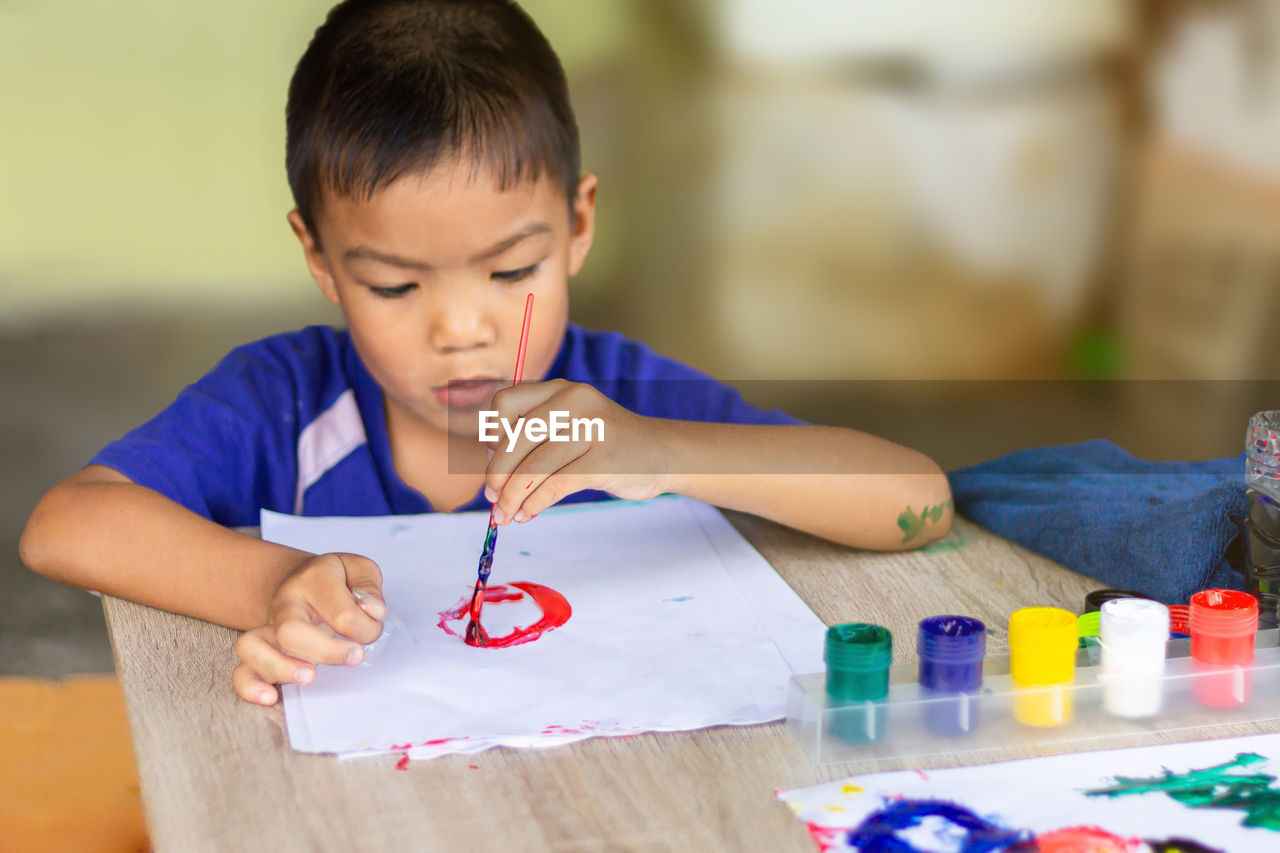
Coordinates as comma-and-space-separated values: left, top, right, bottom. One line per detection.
438, 582, 571, 648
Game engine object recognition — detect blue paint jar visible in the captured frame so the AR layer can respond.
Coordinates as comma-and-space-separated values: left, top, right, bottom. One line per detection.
917, 615, 986, 736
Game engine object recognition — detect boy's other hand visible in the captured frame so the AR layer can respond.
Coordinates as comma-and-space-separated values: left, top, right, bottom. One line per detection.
232, 552, 385, 706
481, 379, 671, 524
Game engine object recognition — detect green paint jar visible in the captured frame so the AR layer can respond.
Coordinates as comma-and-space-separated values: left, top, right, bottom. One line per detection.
825, 622, 891, 743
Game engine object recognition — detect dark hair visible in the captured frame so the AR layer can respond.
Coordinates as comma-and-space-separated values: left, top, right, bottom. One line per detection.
286, 0, 580, 238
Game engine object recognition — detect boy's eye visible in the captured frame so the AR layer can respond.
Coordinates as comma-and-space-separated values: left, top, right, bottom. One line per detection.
492, 263, 540, 283
369, 283, 416, 298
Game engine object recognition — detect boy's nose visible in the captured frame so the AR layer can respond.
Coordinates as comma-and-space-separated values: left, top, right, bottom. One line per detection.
428, 300, 496, 353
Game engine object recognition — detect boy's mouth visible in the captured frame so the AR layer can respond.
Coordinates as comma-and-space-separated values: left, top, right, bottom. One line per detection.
432, 377, 501, 409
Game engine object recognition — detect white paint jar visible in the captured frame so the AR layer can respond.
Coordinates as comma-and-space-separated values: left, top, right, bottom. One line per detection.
1099, 598, 1170, 718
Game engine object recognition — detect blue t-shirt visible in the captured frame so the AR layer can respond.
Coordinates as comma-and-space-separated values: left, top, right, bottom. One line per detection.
90, 324, 800, 525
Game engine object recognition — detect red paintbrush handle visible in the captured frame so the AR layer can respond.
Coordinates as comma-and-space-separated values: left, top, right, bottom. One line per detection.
512, 293, 534, 385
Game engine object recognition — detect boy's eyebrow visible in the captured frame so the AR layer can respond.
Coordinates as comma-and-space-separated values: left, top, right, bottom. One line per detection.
343, 223, 554, 271
471, 223, 553, 262
343, 246, 434, 271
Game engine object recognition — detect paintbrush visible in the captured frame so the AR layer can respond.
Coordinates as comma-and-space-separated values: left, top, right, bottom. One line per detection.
465, 292, 535, 645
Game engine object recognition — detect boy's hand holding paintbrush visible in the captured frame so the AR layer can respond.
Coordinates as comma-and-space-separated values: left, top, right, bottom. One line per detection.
479, 379, 675, 523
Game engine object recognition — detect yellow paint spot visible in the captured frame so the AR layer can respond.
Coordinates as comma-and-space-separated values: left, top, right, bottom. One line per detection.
841, 783, 864, 796
824, 805, 846, 813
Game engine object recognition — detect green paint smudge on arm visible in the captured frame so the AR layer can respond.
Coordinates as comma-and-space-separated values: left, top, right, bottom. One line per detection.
897, 499, 953, 544
896, 507, 924, 542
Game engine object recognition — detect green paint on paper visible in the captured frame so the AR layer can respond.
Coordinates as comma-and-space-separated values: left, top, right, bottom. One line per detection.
897, 500, 953, 544
1085, 753, 1280, 831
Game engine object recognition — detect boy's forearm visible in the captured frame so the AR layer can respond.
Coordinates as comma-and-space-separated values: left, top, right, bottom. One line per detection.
20, 467, 310, 631
660, 422, 952, 550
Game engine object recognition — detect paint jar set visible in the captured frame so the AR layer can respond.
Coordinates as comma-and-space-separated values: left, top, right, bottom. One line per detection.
787, 590, 1280, 766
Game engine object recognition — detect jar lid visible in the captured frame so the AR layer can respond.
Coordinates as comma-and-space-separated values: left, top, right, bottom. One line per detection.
1077, 610, 1101, 639
918, 615, 986, 664
825, 623, 892, 672
1189, 589, 1258, 637
1084, 588, 1150, 614
1008, 607, 1077, 654
1100, 598, 1169, 644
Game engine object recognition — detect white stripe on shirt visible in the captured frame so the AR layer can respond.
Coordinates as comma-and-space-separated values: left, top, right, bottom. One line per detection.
294, 389, 367, 514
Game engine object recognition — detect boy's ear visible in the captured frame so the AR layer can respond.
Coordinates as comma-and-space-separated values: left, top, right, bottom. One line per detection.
567, 174, 597, 277
287, 210, 341, 307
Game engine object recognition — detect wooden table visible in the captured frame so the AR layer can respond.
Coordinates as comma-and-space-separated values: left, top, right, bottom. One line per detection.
103, 514, 1279, 852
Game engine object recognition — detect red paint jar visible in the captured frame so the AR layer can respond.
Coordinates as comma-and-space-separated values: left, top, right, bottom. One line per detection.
1189, 589, 1259, 707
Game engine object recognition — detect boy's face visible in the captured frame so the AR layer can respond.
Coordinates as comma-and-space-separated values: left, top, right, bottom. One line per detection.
288, 163, 596, 438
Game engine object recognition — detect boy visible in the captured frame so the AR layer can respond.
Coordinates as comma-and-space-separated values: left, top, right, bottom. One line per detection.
20, 0, 951, 706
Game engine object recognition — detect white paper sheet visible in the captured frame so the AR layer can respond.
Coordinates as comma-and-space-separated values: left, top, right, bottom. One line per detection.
777, 732, 1280, 852
262, 496, 825, 758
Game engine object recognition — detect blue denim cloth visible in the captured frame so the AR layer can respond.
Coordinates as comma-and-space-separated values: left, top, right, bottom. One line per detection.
949, 439, 1247, 605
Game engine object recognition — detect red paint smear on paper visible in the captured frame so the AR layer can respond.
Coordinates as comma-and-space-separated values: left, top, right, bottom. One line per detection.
802, 823, 848, 851
469, 764, 480, 770
1035, 826, 1145, 853
438, 582, 572, 648
395, 753, 409, 771
913, 769, 930, 781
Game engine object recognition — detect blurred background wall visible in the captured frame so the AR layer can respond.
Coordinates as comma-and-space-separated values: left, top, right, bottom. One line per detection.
3, 0, 1279, 482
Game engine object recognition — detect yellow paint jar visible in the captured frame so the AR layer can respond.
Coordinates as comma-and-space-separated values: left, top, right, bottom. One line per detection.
1009, 607, 1077, 727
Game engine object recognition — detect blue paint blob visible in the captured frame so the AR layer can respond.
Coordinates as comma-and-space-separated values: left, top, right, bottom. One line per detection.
846, 798, 1032, 853
518, 550, 532, 557
663, 596, 694, 603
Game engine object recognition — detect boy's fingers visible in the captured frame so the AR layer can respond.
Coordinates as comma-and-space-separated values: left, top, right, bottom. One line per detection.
485, 395, 592, 504
232, 662, 281, 705
489, 380, 566, 420
233, 629, 316, 688
351, 587, 387, 620
511, 459, 594, 522
307, 573, 383, 648
483, 423, 540, 494
494, 440, 587, 522
333, 553, 387, 620
274, 609, 369, 665
334, 553, 383, 598
486, 380, 577, 457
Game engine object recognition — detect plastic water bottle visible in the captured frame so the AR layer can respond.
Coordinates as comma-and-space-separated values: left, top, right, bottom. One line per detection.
1245, 411, 1280, 629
